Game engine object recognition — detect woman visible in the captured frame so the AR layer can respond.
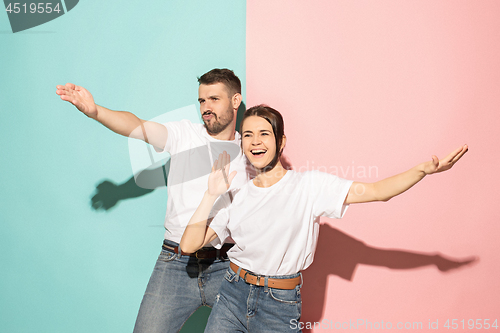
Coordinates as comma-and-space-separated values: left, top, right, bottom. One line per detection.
180, 105, 467, 332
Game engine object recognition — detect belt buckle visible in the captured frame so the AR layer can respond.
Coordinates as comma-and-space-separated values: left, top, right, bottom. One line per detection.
256, 275, 261, 286
195, 250, 208, 259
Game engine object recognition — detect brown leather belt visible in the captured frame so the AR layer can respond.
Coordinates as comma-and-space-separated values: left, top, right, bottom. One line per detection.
162, 242, 232, 259
230, 262, 301, 290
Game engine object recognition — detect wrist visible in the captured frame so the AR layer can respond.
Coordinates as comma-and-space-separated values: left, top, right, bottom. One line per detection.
416, 162, 429, 176
91, 104, 103, 120
204, 190, 220, 201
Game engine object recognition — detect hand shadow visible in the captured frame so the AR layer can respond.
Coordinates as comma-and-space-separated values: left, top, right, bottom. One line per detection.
91, 159, 170, 211
301, 223, 477, 332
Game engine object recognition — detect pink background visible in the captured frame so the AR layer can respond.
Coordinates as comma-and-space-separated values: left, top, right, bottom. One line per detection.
247, 1, 500, 331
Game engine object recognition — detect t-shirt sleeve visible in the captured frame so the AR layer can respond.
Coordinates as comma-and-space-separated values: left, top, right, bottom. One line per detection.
207, 205, 231, 249
153, 120, 187, 153
310, 171, 353, 219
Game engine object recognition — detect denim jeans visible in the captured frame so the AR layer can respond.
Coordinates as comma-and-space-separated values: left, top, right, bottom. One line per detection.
205, 265, 302, 333
133, 240, 230, 333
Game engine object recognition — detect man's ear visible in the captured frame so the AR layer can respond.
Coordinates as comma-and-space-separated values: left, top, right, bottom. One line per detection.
232, 93, 242, 110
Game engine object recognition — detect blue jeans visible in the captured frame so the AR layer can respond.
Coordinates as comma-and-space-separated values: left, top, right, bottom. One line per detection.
205, 265, 302, 333
133, 240, 230, 333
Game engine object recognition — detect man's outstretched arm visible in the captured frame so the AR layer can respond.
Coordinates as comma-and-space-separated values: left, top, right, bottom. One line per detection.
345, 144, 468, 204
56, 83, 168, 150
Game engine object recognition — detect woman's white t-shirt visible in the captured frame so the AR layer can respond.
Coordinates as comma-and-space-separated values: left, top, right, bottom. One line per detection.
209, 170, 353, 276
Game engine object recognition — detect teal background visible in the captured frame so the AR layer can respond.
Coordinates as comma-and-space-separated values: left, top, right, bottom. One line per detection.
0, 1, 246, 332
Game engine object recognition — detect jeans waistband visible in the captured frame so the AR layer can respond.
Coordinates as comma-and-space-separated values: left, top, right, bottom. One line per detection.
229, 262, 302, 290
163, 239, 232, 259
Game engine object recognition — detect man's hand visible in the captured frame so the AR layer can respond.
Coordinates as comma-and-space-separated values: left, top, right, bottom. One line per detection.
422, 144, 468, 175
56, 83, 98, 119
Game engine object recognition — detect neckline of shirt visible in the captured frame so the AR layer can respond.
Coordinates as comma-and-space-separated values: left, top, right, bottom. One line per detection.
249, 169, 294, 191
201, 126, 241, 144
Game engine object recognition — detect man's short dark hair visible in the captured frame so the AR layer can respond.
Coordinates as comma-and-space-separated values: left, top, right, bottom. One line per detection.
198, 68, 241, 97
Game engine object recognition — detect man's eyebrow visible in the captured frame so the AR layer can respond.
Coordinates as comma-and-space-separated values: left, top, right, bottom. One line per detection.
198, 95, 220, 102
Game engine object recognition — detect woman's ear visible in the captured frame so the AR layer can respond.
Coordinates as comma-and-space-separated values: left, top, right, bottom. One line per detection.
280, 135, 287, 152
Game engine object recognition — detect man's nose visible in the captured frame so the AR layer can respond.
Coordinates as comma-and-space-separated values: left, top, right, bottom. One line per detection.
201, 102, 211, 112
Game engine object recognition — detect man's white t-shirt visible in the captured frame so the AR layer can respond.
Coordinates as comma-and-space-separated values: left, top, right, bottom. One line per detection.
159, 120, 254, 244
209, 170, 353, 276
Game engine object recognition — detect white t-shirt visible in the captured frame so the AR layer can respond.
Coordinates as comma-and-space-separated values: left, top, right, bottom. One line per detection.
159, 120, 255, 243
209, 170, 353, 276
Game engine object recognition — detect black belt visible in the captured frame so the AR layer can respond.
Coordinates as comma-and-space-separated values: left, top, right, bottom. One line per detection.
162, 242, 233, 259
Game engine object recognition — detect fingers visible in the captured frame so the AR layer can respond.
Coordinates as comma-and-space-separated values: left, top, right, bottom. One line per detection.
214, 151, 231, 170
56, 83, 74, 93
224, 151, 231, 171
431, 155, 439, 166
438, 145, 468, 167
56, 85, 76, 102
228, 171, 237, 183
446, 145, 467, 161
56, 87, 69, 96
212, 152, 232, 175
450, 144, 468, 163
56, 83, 81, 98
59, 94, 78, 106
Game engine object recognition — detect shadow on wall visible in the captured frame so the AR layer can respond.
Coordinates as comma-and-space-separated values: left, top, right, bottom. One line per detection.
301, 224, 477, 332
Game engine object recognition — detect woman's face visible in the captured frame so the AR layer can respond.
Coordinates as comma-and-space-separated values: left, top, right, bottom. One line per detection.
241, 115, 277, 170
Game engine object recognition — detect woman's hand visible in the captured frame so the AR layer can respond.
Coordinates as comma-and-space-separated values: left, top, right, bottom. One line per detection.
422, 144, 468, 175
207, 151, 237, 197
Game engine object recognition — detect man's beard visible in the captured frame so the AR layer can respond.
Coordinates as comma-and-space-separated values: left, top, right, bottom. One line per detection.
203, 106, 234, 135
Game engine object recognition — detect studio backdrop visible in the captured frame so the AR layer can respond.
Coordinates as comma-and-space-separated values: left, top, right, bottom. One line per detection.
1, 1, 499, 332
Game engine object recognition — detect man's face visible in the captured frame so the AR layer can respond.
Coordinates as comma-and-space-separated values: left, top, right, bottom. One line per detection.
198, 83, 235, 135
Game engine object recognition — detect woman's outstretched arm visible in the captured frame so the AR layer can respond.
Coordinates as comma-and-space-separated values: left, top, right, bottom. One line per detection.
345, 144, 468, 204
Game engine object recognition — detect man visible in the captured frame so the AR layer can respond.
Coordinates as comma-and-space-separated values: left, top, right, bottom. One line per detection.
56, 69, 255, 332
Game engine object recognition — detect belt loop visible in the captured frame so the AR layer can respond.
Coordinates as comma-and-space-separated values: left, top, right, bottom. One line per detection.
264, 276, 269, 293
299, 272, 303, 288
216, 249, 220, 260
176, 245, 182, 259
235, 266, 242, 282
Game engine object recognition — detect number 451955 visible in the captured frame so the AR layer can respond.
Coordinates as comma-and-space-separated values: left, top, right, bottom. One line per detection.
444, 319, 498, 330
6, 3, 62, 14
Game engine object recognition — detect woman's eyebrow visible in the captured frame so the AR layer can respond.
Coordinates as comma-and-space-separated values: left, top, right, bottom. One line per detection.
243, 129, 271, 134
